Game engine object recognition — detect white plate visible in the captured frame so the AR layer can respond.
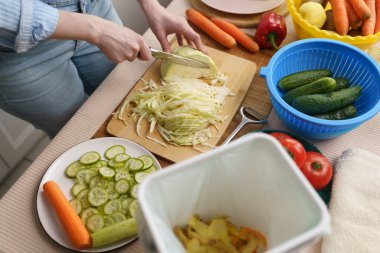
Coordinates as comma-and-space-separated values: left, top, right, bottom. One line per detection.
201, 0, 285, 14
36, 137, 162, 252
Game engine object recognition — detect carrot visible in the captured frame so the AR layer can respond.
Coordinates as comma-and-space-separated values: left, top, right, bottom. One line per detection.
43, 181, 91, 249
210, 17, 259, 53
362, 0, 376, 35
345, 1, 362, 29
330, 0, 350, 35
347, 0, 371, 20
375, 0, 380, 32
185, 8, 236, 48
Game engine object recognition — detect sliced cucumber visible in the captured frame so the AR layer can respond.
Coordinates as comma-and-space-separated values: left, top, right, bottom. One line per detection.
76, 169, 95, 186
104, 199, 122, 215
89, 175, 109, 189
76, 188, 91, 209
127, 158, 144, 172
69, 198, 83, 215
115, 179, 130, 194
65, 160, 85, 178
111, 212, 126, 223
106, 181, 120, 200
104, 145, 125, 160
88, 187, 109, 207
103, 215, 115, 227
134, 171, 150, 184
86, 213, 105, 233
71, 182, 87, 197
99, 167, 115, 180
114, 153, 131, 163
121, 198, 132, 215
108, 160, 125, 169
80, 207, 99, 224
115, 169, 132, 181
138, 155, 154, 170
130, 184, 139, 199
80, 151, 101, 165
145, 165, 157, 174
128, 199, 139, 218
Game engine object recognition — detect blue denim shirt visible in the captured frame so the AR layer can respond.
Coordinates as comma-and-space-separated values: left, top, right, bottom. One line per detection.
0, 0, 92, 53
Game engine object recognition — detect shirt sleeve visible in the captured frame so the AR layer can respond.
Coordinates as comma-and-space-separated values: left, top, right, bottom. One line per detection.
0, 0, 59, 53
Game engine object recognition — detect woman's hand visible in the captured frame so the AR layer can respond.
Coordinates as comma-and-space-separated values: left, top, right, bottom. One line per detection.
138, 0, 205, 53
52, 11, 153, 63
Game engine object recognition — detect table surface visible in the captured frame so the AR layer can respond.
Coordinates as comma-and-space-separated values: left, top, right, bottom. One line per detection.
0, 0, 379, 253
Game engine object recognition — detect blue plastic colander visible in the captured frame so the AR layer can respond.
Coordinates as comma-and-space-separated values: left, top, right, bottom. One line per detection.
260, 39, 380, 140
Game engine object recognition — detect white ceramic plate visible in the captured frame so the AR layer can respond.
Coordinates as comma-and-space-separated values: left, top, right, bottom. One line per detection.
201, 0, 285, 14
36, 137, 162, 252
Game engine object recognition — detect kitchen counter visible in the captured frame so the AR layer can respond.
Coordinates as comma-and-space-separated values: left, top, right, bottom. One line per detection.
0, 0, 379, 252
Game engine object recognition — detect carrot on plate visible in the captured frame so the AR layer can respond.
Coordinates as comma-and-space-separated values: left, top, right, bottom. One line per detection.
210, 17, 259, 53
347, 0, 371, 20
43, 181, 91, 249
362, 0, 376, 35
185, 8, 237, 48
375, 0, 380, 33
330, 0, 349, 35
345, 1, 362, 29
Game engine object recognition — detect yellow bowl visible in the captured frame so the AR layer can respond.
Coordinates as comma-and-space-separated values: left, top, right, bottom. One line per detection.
287, 0, 380, 50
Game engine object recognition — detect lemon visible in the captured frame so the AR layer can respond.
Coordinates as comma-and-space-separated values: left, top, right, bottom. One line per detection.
160, 46, 219, 82
299, 2, 327, 29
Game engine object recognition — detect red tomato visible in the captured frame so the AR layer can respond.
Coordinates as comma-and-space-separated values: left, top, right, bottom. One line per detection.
270, 132, 293, 141
300, 152, 333, 190
277, 137, 307, 167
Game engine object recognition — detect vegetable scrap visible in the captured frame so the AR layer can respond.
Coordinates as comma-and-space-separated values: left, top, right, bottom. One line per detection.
173, 215, 268, 253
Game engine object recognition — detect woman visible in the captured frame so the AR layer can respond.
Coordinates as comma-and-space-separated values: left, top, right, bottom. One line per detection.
0, 0, 204, 138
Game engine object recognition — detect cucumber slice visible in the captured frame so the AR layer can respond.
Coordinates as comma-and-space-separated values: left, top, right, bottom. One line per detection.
127, 158, 144, 172
115, 179, 130, 194
65, 160, 85, 178
110, 212, 126, 223
115, 169, 132, 181
86, 213, 105, 233
103, 215, 115, 227
106, 181, 120, 200
99, 167, 115, 180
104, 199, 122, 215
76, 169, 95, 185
121, 198, 132, 215
80, 207, 99, 224
138, 155, 154, 170
71, 182, 87, 197
145, 165, 157, 174
114, 153, 131, 163
89, 175, 109, 189
80, 151, 101, 165
130, 184, 139, 199
134, 171, 150, 184
88, 187, 109, 207
108, 160, 125, 169
69, 198, 83, 215
104, 145, 125, 160
76, 188, 91, 209
128, 199, 139, 218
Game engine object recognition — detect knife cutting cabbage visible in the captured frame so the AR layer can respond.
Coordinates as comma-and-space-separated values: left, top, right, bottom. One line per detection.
150, 47, 210, 68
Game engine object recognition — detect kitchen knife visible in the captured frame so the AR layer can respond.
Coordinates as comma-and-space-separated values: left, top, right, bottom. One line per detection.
150, 47, 210, 68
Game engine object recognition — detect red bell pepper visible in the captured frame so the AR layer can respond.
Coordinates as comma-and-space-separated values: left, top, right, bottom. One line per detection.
254, 12, 287, 50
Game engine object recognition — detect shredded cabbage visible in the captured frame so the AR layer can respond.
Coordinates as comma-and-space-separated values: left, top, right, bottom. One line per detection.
118, 77, 230, 150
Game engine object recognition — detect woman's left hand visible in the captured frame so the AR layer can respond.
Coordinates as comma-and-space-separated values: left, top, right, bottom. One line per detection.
138, 0, 205, 53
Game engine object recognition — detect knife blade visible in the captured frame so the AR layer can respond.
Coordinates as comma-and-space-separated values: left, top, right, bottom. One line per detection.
150, 47, 210, 68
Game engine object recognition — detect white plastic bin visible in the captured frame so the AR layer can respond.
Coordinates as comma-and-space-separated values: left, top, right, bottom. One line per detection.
137, 133, 330, 253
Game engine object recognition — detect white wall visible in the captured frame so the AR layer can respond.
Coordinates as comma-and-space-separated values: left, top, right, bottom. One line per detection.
111, 0, 172, 35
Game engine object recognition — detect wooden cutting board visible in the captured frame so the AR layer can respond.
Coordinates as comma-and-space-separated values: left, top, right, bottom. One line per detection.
190, 0, 289, 28
107, 46, 256, 163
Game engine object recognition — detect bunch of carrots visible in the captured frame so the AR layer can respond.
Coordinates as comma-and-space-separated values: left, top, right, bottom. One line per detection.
330, 0, 380, 35
186, 8, 260, 53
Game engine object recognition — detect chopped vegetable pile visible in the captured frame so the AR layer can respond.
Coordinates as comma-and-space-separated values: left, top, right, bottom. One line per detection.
173, 215, 268, 253
118, 77, 230, 151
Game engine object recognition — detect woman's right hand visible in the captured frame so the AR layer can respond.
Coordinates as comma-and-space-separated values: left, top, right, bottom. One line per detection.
52, 11, 153, 63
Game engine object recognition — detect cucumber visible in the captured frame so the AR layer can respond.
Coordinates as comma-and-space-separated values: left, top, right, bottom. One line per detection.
104, 145, 125, 160
105, 181, 120, 200
115, 169, 132, 181
99, 167, 115, 180
65, 160, 85, 178
127, 158, 144, 172
283, 77, 336, 104
86, 214, 105, 233
88, 187, 109, 207
111, 212, 127, 223
138, 155, 154, 170
76, 188, 91, 209
80, 207, 100, 224
104, 199, 122, 215
89, 175, 109, 189
115, 179, 130, 194
69, 198, 83, 215
278, 69, 332, 91
114, 153, 130, 163
333, 77, 349, 91
312, 105, 357, 120
103, 215, 115, 227
71, 182, 87, 197
80, 151, 101, 165
91, 218, 137, 248
292, 86, 362, 114
134, 171, 150, 184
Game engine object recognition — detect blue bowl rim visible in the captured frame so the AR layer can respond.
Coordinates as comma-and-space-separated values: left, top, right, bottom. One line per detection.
260, 38, 380, 127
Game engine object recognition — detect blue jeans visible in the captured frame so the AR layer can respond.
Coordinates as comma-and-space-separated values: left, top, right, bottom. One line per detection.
0, 0, 121, 138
